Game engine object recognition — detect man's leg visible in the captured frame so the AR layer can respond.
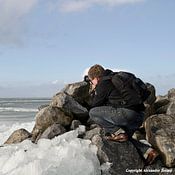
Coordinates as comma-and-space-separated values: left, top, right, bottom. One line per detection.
89, 106, 159, 164
89, 106, 126, 134
89, 106, 143, 134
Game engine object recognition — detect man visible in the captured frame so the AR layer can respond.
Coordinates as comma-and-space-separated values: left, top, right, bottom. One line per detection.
87, 64, 159, 165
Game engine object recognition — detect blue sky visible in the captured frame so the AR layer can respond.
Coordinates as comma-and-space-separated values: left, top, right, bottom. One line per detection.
0, 0, 175, 97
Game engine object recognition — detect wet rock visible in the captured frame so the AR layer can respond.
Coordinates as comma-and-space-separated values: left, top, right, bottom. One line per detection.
31, 106, 72, 143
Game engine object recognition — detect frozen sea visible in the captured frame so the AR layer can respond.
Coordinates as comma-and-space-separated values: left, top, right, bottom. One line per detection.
0, 98, 103, 175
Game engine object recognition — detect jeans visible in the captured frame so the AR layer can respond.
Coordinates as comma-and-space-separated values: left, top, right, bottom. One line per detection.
89, 106, 151, 158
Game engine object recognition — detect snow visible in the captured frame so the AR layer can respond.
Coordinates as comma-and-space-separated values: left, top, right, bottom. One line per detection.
0, 122, 102, 175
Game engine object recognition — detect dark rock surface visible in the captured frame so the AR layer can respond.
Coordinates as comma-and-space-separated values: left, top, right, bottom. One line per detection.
40, 123, 66, 140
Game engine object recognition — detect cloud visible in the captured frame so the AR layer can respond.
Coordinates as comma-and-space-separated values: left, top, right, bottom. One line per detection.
0, 0, 38, 45
0, 0, 145, 45
59, 0, 145, 13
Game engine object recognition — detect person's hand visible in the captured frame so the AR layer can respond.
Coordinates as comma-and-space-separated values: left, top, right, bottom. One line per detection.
91, 84, 96, 90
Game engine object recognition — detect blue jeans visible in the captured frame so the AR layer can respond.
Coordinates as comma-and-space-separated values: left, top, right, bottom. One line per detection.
89, 106, 150, 157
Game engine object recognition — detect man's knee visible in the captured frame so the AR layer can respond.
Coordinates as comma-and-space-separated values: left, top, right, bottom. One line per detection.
89, 108, 100, 123
89, 108, 95, 116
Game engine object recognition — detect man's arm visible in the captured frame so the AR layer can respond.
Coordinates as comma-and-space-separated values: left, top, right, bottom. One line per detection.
90, 81, 112, 108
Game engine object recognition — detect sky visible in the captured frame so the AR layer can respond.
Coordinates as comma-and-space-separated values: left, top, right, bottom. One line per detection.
0, 0, 175, 97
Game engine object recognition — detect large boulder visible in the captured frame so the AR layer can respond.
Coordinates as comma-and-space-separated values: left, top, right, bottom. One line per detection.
85, 126, 175, 174
4, 128, 31, 144
145, 114, 175, 167
61, 81, 90, 106
31, 106, 73, 143
101, 140, 144, 175
50, 92, 88, 122
84, 126, 144, 175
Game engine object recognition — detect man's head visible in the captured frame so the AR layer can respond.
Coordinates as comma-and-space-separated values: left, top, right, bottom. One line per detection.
88, 64, 105, 86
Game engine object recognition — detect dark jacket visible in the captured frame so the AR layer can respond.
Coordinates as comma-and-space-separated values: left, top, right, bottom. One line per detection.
90, 69, 145, 112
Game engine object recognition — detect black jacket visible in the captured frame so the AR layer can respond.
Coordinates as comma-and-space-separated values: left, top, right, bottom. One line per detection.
90, 69, 145, 112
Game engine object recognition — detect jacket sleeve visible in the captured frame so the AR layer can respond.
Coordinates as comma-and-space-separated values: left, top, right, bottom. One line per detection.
90, 80, 112, 108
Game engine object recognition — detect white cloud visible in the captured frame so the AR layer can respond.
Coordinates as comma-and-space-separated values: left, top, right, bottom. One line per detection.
52, 80, 60, 85
0, 0, 145, 45
59, 0, 145, 13
0, 0, 38, 45
60, 1, 91, 13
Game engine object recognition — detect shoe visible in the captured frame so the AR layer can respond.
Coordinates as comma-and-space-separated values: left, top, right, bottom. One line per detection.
145, 149, 159, 165
106, 133, 128, 142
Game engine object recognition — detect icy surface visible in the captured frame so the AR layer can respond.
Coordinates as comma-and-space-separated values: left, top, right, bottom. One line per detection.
0, 122, 101, 175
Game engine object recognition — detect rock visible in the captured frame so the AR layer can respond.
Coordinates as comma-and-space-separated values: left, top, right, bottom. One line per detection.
40, 123, 66, 139
154, 97, 170, 114
154, 97, 170, 109
144, 83, 156, 105
102, 140, 144, 175
91, 135, 109, 165
38, 104, 49, 111
31, 106, 73, 143
85, 126, 144, 174
168, 88, 175, 100
144, 83, 156, 120
50, 92, 88, 122
145, 114, 175, 167
144, 103, 155, 121
155, 104, 170, 114
132, 128, 146, 141
84, 127, 102, 140
61, 81, 90, 106
143, 159, 175, 175
70, 120, 81, 130
4, 128, 31, 144
90, 124, 101, 130
166, 101, 175, 116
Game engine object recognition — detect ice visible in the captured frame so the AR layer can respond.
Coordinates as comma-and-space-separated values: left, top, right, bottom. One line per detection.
0, 122, 101, 175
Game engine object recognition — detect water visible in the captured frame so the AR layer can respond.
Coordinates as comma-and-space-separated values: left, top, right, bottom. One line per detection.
0, 98, 51, 125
